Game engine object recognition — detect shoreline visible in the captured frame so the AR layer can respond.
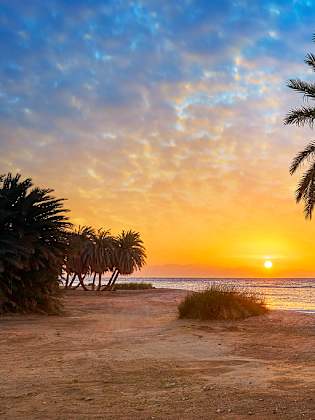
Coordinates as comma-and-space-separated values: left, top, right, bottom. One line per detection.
0, 288, 314, 419
58, 286, 315, 315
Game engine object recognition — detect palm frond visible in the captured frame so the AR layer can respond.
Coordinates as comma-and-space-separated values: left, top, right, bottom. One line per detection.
290, 141, 315, 174
284, 106, 315, 127
286, 34, 315, 219
305, 53, 315, 72
113, 230, 147, 275
0, 173, 69, 313
295, 161, 315, 218
287, 79, 315, 99
304, 192, 315, 219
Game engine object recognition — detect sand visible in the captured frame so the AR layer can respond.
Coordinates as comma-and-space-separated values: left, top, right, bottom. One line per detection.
0, 288, 314, 419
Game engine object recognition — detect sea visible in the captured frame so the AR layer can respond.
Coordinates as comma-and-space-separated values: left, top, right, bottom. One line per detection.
116, 277, 315, 314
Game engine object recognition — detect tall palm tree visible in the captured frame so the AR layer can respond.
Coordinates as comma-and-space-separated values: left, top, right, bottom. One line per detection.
285, 35, 315, 218
105, 230, 146, 290
0, 173, 70, 313
90, 229, 114, 290
64, 226, 95, 290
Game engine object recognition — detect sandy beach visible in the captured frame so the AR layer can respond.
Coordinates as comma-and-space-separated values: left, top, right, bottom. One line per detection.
0, 289, 314, 419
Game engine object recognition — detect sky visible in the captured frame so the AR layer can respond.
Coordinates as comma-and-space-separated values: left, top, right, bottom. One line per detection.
2, 0, 315, 277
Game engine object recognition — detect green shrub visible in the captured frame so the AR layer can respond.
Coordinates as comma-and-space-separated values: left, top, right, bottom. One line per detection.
113, 282, 153, 290
178, 285, 268, 320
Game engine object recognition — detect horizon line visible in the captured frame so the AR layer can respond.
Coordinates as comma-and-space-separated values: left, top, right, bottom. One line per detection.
129, 276, 315, 279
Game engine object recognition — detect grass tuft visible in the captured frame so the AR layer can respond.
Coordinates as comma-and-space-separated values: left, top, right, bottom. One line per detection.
113, 282, 153, 290
178, 284, 268, 321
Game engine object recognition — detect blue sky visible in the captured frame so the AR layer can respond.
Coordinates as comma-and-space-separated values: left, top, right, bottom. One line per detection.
1, 0, 314, 128
2, 0, 315, 275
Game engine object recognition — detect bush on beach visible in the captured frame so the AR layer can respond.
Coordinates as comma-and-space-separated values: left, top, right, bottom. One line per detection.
178, 285, 268, 321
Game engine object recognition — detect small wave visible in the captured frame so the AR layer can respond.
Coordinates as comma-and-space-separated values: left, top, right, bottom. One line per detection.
292, 309, 315, 315
232, 285, 313, 289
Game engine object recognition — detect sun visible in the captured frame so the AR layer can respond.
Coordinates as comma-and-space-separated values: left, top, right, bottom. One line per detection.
264, 260, 273, 269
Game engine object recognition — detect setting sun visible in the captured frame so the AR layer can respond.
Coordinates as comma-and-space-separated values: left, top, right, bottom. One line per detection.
264, 260, 273, 269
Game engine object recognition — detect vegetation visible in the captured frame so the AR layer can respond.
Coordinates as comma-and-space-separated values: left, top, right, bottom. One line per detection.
105, 230, 146, 290
90, 229, 115, 290
63, 228, 146, 291
285, 34, 315, 218
113, 282, 153, 290
0, 173, 70, 313
0, 171, 147, 313
64, 226, 95, 290
178, 285, 267, 320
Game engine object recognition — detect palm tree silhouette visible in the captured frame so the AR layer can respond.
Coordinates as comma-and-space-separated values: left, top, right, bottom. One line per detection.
105, 230, 146, 290
285, 35, 315, 218
0, 173, 70, 312
65, 226, 95, 290
90, 229, 114, 290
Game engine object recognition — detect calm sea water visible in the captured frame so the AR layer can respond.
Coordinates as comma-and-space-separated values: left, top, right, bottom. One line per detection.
117, 277, 315, 314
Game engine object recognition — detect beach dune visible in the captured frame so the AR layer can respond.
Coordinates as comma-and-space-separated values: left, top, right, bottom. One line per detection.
0, 289, 314, 419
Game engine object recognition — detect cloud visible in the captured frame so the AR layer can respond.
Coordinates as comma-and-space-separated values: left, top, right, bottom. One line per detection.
1, 0, 315, 275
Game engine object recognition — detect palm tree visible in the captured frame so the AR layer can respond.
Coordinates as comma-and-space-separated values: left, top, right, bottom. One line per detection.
64, 226, 95, 290
105, 230, 146, 290
0, 173, 70, 313
285, 35, 315, 218
90, 229, 114, 290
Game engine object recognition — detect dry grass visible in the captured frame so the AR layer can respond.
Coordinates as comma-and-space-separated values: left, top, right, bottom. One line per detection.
113, 282, 153, 290
178, 284, 268, 320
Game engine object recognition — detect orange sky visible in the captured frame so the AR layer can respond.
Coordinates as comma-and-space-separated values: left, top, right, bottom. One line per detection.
63, 154, 315, 278
2, 1, 315, 277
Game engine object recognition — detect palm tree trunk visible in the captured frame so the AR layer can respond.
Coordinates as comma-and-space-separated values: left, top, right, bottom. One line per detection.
97, 273, 102, 290
110, 270, 119, 290
103, 269, 117, 290
108, 270, 117, 287
65, 273, 70, 288
77, 273, 88, 291
68, 273, 77, 288
92, 272, 97, 290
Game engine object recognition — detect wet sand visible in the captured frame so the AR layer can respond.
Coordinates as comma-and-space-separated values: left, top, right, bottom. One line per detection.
0, 289, 314, 419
